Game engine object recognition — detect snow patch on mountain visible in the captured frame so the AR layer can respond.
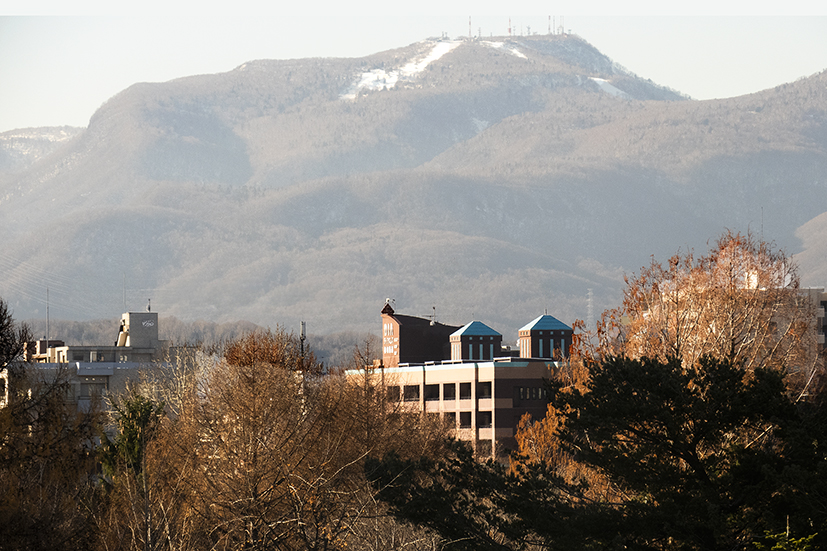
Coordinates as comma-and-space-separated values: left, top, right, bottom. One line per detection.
482, 41, 527, 59
471, 118, 490, 133
589, 77, 630, 98
340, 40, 462, 100
0, 127, 83, 174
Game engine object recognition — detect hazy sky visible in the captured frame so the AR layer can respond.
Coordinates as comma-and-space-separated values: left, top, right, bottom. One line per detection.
1, 7, 826, 133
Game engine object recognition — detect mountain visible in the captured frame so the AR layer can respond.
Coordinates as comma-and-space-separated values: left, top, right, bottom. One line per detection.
1, 33, 826, 340
0, 126, 83, 174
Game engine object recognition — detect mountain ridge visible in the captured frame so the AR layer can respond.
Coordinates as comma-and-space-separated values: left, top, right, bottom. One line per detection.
1, 34, 825, 338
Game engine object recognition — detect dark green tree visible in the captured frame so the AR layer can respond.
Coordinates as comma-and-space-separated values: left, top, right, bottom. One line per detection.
100, 391, 165, 481
551, 355, 805, 550
367, 440, 616, 550
369, 355, 827, 550
97, 391, 166, 551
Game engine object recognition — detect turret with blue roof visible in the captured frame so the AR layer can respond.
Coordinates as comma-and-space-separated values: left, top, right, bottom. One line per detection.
518, 314, 572, 359
450, 321, 503, 361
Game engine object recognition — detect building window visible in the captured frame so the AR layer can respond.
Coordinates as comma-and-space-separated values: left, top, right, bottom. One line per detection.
477, 381, 492, 399
73, 352, 85, 362
459, 382, 472, 400
403, 385, 420, 402
444, 411, 456, 428
443, 383, 456, 400
459, 411, 472, 428
468, 343, 473, 359
477, 411, 492, 428
424, 384, 440, 401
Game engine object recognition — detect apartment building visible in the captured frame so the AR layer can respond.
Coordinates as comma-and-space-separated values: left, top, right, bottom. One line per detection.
2, 310, 184, 410
27, 311, 164, 365
362, 303, 574, 457
380, 357, 563, 457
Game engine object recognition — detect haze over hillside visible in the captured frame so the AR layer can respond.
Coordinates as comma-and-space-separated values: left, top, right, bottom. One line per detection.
1, 33, 826, 340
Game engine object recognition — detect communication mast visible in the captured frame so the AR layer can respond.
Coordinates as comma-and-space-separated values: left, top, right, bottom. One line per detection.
587, 288, 594, 330
508, 17, 511, 36
299, 321, 306, 357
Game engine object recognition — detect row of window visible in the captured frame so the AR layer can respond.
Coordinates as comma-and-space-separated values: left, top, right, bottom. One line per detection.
451, 342, 497, 360
388, 383, 548, 404
388, 381, 493, 402
443, 410, 492, 429
517, 386, 548, 401
70, 352, 130, 362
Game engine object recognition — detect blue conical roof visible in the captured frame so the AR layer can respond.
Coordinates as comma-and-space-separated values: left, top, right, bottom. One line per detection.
451, 321, 501, 337
519, 314, 571, 332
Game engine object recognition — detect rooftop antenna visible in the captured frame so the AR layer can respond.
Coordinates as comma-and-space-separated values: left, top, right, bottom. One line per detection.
46, 287, 49, 348
122, 273, 126, 311
587, 288, 594, 330
147, 298, 151, 312
431, 306, 436, 326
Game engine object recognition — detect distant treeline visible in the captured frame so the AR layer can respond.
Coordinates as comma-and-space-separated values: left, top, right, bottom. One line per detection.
23, 316, 378, 370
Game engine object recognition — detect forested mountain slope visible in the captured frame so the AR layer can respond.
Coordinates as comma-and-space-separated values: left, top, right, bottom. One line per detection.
1, 33, 825, 338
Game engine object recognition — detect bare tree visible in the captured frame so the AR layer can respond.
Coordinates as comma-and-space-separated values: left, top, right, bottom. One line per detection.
158, 329, 444, 551
0, 297, 31, 370
0, 365, 102, 549
589, 231, 822, 395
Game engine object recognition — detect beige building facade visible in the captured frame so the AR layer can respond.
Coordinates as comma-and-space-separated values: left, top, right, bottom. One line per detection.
2, 311, 182, 410
373, 358, 563, 458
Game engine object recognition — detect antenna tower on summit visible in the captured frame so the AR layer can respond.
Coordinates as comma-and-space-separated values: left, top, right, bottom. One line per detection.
587, 288, 594, 330
508, 17, 511, 36
469, 16, 472, 38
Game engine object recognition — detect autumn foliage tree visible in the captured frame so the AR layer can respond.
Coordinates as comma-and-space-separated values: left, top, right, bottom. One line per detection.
587, 231, 822, 396
372, 355, 827, 549
223, 326, 322, 374
116, 328, 448, 551
503, 231, 826, 547
0, 298, 101, 550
